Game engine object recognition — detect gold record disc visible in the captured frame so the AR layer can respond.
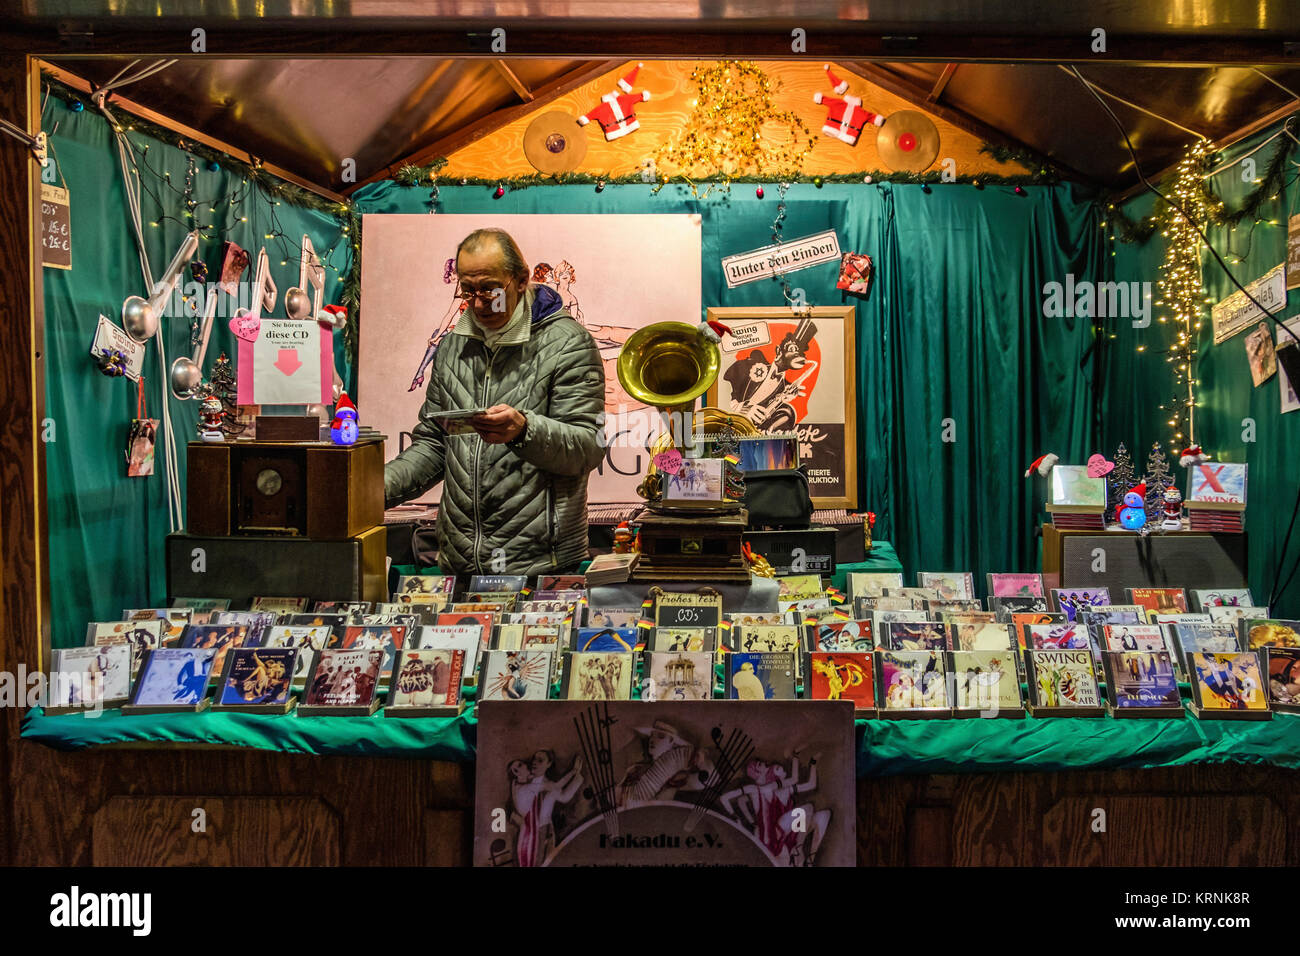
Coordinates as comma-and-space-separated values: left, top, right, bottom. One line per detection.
876, 110, 941, 172
523, 110, 589, 173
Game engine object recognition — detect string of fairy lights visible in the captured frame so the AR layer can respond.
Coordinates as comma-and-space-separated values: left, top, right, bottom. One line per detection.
1153, 139, 1215, 450
653, 61, 817, 198
1096, 136, 1297, 452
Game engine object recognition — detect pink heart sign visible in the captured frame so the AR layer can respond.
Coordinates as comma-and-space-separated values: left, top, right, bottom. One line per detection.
653, 449, 683, 475
1087, 453, 1115, 478
229, 311, 261, 342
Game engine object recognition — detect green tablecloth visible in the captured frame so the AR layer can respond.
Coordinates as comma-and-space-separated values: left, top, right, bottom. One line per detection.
22, 704, 1300, 776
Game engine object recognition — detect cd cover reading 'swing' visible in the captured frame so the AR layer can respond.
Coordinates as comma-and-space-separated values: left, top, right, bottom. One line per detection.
1026, 649, 1102, 715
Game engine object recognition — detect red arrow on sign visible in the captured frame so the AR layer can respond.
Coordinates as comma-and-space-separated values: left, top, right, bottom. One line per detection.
274, 348, 303, 376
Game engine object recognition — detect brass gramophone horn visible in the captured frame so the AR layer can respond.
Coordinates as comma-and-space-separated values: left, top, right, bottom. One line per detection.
616, 322, 721, 447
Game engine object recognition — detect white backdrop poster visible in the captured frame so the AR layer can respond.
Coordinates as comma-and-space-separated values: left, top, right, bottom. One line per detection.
360, 214, 703, 503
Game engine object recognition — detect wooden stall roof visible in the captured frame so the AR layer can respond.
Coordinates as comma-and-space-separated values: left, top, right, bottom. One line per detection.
11, 1, 1300, 192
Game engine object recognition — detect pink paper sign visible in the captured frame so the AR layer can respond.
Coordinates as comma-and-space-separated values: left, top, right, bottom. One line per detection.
237, 325, 334, 404
653, 449, 683, 475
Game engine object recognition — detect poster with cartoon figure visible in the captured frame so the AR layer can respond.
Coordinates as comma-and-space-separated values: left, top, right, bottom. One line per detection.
705, 306, 856, 508
475, 700, 854, 867
360, 214, 704, 504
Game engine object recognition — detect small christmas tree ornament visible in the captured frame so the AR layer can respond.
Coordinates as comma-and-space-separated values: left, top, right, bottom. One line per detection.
1108, 442, 1136, 514
208, 351, 246, 439
493, 184, 505, 198
756, 186, 764, 198
1143, 441, 1173, 522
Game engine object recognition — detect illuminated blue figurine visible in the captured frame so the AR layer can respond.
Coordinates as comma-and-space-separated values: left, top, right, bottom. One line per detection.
1116, 481, 1147, 531
330, 392, 359, 445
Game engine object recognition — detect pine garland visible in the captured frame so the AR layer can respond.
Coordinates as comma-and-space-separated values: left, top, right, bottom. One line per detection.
1106, 115, 1299, 244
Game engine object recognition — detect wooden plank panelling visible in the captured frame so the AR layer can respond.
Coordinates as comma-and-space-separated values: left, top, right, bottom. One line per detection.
92, 796, 340, 866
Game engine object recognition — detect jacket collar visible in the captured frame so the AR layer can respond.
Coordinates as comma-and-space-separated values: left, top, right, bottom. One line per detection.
454, 283, 569, 346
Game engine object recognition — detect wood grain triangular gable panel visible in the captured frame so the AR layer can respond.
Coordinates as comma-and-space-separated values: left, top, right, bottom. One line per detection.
440, 59, 1030, 180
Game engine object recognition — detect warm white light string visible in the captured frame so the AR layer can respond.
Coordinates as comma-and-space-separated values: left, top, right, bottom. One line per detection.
93, 62, 186, 530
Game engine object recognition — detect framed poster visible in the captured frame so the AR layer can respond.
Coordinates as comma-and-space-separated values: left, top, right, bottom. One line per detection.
359, 213, 703, 504
474, 700, 855, 867
704, 306, 856, 508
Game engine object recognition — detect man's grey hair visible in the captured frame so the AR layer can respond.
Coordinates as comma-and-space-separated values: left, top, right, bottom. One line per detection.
456, 228, 529, 281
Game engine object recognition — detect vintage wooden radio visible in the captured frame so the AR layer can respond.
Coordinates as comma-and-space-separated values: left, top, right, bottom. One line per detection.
187, 437, 384, 540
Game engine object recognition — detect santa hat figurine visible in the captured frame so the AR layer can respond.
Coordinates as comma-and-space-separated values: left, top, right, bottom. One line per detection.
698, 319, 731, 345
1024, 453, 1059, 478
1178, 444, 1208, 467
330, 392, 359, 446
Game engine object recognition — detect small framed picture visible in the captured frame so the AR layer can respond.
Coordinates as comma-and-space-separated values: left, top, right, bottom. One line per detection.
662, 458, 724, 503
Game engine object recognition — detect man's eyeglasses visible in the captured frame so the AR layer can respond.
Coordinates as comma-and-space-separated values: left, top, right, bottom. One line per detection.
455, 285, 503, 302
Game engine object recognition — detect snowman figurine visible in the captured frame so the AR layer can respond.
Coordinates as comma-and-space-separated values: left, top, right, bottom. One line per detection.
1116, 481, 1147, 531
330, 392, 359, 446
1161, 485, 1183, 531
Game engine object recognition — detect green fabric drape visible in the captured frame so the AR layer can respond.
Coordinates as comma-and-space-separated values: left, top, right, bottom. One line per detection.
40, 94, 351, 647
353, 179, 1107, 589
1111, 123, 1300, 618
22, 704, 1300, 776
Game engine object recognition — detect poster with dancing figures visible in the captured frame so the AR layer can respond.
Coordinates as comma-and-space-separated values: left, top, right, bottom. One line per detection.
705, 306, 857, 508
359, 214, 704, 503
474, 700, 855, 867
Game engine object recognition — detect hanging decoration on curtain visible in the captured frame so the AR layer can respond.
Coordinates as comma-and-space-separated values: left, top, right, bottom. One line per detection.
813, 64, 886, 146
654, 61, 816, 198
126, 376, 158, 477
836, 251, 874, 296
1154, 140, 1213, 451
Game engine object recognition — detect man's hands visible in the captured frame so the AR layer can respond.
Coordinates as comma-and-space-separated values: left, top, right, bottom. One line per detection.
471, 404, 526, 444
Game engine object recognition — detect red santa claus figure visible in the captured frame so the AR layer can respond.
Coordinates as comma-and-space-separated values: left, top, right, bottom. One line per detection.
814, 64, 886, 146
577, 63, 651, 142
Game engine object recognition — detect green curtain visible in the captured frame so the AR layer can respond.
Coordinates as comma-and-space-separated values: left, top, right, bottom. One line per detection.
355, 178, 1107, 583
40, 92, 351, 647
1111, 123, 1300, 618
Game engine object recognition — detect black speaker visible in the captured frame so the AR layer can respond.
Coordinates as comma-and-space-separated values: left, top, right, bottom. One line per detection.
166, 526, 387, 606
743, 527, 837, 576
1058, 532, 1248, 593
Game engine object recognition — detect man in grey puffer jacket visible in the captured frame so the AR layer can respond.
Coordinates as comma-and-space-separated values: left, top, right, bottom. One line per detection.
384, 228, 606, 575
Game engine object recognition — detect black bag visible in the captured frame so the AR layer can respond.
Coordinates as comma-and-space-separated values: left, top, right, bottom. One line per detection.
743, 468, 814, 529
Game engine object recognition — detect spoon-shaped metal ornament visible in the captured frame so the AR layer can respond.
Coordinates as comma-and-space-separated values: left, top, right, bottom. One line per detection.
170, 285, 219, 399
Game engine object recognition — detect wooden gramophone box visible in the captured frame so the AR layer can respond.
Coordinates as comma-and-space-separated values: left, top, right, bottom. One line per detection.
187, 438, 383, 540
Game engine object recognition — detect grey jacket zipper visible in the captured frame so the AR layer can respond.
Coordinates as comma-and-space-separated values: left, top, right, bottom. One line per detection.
473, 345, 495, 574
